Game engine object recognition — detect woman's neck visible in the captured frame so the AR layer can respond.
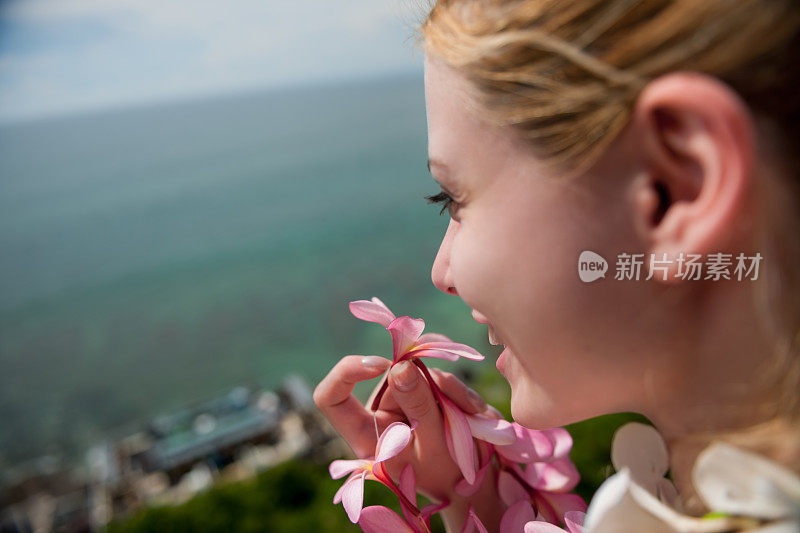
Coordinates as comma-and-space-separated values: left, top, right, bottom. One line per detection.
644, 275, 800, 514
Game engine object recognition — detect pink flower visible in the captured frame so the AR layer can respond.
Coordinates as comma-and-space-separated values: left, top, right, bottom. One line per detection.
497, 460, 587, 526
524, 511, 585, 533
501, 501, 585, 533
420, 366, 515, 485
496, 424, 574, 464
359, 503, 447, 533
349, 297, 484, 365
460, 505, 489, 533
329, 422, 413, 523
350, 297, 514, 487
358, 468, 448, 533
359, 506, 418, 533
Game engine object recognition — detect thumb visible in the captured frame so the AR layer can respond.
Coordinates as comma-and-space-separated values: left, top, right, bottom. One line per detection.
389, 361, 444, 443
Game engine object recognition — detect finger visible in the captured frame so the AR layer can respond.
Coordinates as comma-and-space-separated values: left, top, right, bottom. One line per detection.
313, 355, 391, 457
375, 383, 402, 414
388, 361, 444, 444
429, 368, 487, 414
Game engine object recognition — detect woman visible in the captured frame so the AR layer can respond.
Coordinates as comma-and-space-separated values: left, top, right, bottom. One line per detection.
314, 0, 800, 530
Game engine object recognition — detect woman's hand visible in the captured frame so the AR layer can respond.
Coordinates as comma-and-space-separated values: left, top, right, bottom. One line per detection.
313, 356, 504, 531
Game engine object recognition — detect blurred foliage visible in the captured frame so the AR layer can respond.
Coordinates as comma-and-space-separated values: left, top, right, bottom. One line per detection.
106, 459, 445, 533
109, 366, 649, 532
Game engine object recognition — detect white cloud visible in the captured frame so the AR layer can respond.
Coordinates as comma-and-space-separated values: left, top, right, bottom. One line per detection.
0, 0, 425, 122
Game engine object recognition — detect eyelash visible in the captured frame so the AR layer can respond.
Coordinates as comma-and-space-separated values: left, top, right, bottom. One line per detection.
424, 190, 459, 218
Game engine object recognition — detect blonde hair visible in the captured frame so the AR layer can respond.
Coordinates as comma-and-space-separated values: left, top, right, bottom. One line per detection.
415, 0, 800, 500
417, 0, 800, 176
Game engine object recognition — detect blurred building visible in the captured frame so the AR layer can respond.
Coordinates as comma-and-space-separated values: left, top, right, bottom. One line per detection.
0, 375, 343, 532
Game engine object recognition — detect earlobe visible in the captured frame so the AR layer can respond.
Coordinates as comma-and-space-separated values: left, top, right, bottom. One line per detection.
628, 72, 756, 282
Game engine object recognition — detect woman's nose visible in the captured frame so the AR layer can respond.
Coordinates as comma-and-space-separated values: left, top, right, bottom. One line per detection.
431, 218, 459, 296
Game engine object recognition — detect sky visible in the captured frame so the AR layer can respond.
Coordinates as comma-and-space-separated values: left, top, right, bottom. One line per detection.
0, 0, 427, 123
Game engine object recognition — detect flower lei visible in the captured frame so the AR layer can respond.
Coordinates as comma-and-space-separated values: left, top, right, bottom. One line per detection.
327, 297, 800, 532
329, 297, 588, 532
581, 422, 800, 533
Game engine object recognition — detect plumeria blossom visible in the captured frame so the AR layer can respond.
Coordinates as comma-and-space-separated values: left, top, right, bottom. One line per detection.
610, 422, 680, 508
461, 505, 490, 533
351, 296, 514, 484
524, 511, 585, 532
331, 298, 586, 533
581, 423, 800, 532
692, 442, 800, 531
501, 500, 586, 533
455, 439, 495, 497
358, 464, 449, 533
497, 461, 588, 528
349, 297, 484, 367
496, 424, 574, 464
421, 364, 516, 485
330, 421, 413, 523
496, 422, 587, 528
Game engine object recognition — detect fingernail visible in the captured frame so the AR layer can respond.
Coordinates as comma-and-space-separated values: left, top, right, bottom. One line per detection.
466, 387, 486, 411
361, 356, 388, 369
391, 361, 418, 392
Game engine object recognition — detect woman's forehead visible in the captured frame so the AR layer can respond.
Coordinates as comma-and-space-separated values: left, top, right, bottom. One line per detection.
425, 56, 496, 176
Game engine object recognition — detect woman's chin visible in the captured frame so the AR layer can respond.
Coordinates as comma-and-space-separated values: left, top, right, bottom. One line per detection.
509, 383, 566, 430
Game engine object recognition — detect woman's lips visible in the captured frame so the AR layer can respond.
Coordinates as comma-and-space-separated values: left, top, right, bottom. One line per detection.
496, 345, 511, 377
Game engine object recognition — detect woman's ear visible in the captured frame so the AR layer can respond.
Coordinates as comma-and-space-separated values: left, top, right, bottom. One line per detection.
628, 71, 757, 282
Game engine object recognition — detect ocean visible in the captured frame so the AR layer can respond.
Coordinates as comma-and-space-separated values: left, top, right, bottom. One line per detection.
0, 72, 489, 467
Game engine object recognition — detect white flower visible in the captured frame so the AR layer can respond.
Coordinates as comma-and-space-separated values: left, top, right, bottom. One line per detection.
610, 422, 680, 508
692, 442, 800, 530
581, 423, 800, 533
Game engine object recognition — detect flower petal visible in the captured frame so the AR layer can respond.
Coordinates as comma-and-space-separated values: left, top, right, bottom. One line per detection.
497, 424, 555, 463
498, 470, 529, 506
399, 464, 417, 506
441, 395, 476, 485
387, 316, 426, 361
456, 440, 493, 497
417, 332, 452, 344
421, 500, 450, 520
404, 348, 461, 362
329, 459, 369, 479
500, 500, 537, 533
341, 471, 366, 523
462, 506, 490, 533
456, 456, 490, 497
407, 341, 484, 361
584, 468, 736, 533
548, 428, 574, 460
563, 511, 585, 533
524, 458, 581, 492
333, 471, 359, 504
583, 470, 674, 533
693, 442, 800, 520
349, 298, 396, 328
467, 414, 516, 445
611, 422, 669, 496
656, 477, 680, 509
359, 505, 416, 533
375, 421, 413, 463
523, 521, 567, 533
538, 492, 588, 525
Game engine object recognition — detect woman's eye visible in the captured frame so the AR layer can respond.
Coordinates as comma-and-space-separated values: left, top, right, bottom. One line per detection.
424, 190, 459, 219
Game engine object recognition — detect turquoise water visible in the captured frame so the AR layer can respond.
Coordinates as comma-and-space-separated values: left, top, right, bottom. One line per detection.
0, 73, 492, 467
